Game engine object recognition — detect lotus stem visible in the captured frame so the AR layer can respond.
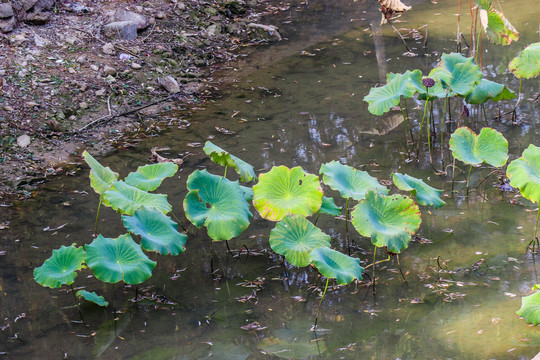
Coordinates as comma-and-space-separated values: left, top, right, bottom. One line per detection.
427, 100, 433, 164
345, 197, 350, 254
530, 207, 540, 253
441, 95, 448, 169
512, 78, 523, 123
372, 245, 377, 288
399, 102, 408, 143
481, 104, 488, 127
466, 164, 473, 196
417, 94, 430, 157
451, 157, 457, 193
456, 0, 462, 52
313, 277, 330, 330
397, 255, 407, 283
364, 255, 391, 269
223, 165, 228, 179
94, 198, 102, 236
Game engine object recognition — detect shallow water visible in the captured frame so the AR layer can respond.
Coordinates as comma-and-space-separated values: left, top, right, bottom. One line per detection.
1, 0, 540, 359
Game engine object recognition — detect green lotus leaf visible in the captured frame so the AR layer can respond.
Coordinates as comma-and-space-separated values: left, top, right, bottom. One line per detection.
183, 169, 252, 240
85, 234, 156, 285
76, 290, 109, 307
34, 244, 86, 289
364, 70, 417, 115
320, 161, 388, 201
516, 290, 540, 325
392, 173, 446, 209
122, 206, 187, 255
203, 141, 256, 182
103, 181, 172, 215
269, 215, 331, 267
83, 150, 119, 195
466, 79, 515, 104
351, 191, 421, 254
449, 127, 508, 167
410, 68, 448, 100
309, 247, 364, 285
318, 196, 342, 216
240, 185, 254, 202
509, 42, 540, 79
125, 162, 178, 191
507, 144, 540, 204
476, 0, 518, 46
253, 166, 323, 221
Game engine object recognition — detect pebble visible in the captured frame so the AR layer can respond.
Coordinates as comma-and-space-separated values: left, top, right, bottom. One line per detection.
95, 88, 106, 96
17, 135, 31, 148
25, 101, 39, 108
68, 67, 76, 74
90, 64, 99, 71
79, 102, 88, 109
103, 65, 116, 76
3, 105, 14, 111
131, 62, 142, 69
102, 43, 115, 55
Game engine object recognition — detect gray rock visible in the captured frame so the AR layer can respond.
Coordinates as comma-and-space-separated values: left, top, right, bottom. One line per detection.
12, 0, 38, 12
158, 76, 180, 94
206, 24, 221, 37
11, 34, 27, 46
34, 0, 54, 12
0, 3, 14, 18
102, 42, 115, 55
95, 88, 106, 96
34, 34, 50, 47
24, 11, 51, 25
103, 21, 137, 40
114, 9, 148, 30
79, 102, 88, 109
247, 23, 282, 41
103, 65, 116, 76
0, 16, 15, 33
17, 134, 31, 148
131, 62, 141, 69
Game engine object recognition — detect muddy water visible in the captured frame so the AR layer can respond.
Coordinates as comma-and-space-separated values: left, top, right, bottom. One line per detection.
1, 0, 540, 359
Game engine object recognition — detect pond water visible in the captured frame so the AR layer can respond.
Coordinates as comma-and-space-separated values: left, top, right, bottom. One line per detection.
1, 0, 540, 359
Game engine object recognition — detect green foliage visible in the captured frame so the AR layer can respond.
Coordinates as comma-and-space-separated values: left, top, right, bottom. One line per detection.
309, 247, 364, 285
351, 191, 421, 254
269, 215, 331, 267
33, 244, 86, 288
449, 127, 509, 167
203, 141, 256, 182
125, 162, 178, 191
475, 0, 519, 46
253, 166, 323, 221
85, 234, 156, 285
516, 289, 540, 325
466, 79, 515, 104
83, 150, 119, 195
319, 161, 388, 201
76, 290, 109, 307
103, 181, 172, 215
509, 42, 540, 79
122, 206, 187, 255
318, 196, 342, 216
184, 169, 252, 240
392, 173, 446, 208
435, 53, 482, 97
364, 70, 418, 115
507, 144, 540, 204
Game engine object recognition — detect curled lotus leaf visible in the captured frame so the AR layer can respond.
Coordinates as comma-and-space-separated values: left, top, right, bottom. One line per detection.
183, 169, 252, 241
466, 79, 515, 104
83, 151, 119, 195
506, 144, 540, 204
203, 141, 256, 182
309, 247, 364, 285
76, 290, 109, 307
34, 244, 86, 289
449, 127, 508, 167
364, 70, 417, 115
253, 166, 323, 222
509, 42, 540, 79
320, 161, 388, 201
125, 162, 178, 191
351, 191, 421, 254
269, 215, 331, 267
85, 234, 156, 285
392, 173, 446, 208
476, 0, 518, 46
122, 206, 187, 255
103, 181, 172, 215
318, 196, 342, 216
516, 289, 540, 325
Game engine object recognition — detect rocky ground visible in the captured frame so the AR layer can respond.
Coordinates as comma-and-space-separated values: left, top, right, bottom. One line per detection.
0, 0, 288, 198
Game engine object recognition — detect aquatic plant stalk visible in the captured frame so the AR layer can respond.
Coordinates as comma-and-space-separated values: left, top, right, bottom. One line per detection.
313, 277, 330, 329
399, 102, 408, 143
512, 78, 523, 122
466, 164, 473, 196
441, 95, 448, 169
94, 199, 102, 236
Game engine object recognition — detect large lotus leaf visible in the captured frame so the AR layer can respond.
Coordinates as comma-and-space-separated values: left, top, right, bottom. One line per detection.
203, 141, 256, 182
320, 161, 388, 201
509, 42, 540, 79
34, 244, 86, 288
125, 163, 178, 191
364, 70, 417, 115
449, 127, 508, 167
76, 290, 109, 307
253, 166, 323, 221
309, 247, 364, 285
516, 290, 540, 325
466, 79, 515, 104
392, 173, 446, 208
269, 215, 331, 267
351, 191, 421, 254
476, 0, 518, 46
410, 68, 448, 100
184, 169, 252, 240
429, 53, 482, 97
85, 234, 156, 285
318, 196, 342, 216
122, 206, 187, 255
83, 151, 119, 195
102, 181, 171, 215
507, 144, 540, 204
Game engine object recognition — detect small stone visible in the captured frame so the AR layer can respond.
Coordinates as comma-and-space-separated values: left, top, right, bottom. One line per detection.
79, 102, 88, 109
68, 67, 76, 74
79, 83, 87, 92
33, 34, 50, 47
17, 135, 31, 148
46, 119, 62, 131
131, 62, 142, 69
0, 16, 16, 33
105, 75, 116, 83
24, 11, 51, 25
90, 64, 99, 71
0, 3, 14, 18
103, 21, 137, 40
11, 34, 27, 46
69, 115, 77, 121
156, 11, 165, 19
103, 65, 116, 76
114, 9, 148, 30
25, 101, 39, 108
3, 105, 14, 111
247, 23, 282, 41
158, 76, 180, 93
95, 88, 107, 96
102, 42, 115, 55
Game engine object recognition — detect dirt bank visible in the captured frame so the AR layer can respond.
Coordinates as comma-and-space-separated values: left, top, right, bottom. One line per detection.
0, 0, 300, 199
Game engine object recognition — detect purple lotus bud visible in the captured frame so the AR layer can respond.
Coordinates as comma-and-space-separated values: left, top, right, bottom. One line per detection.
462, 105, 469, 118
422, 77, 435, 88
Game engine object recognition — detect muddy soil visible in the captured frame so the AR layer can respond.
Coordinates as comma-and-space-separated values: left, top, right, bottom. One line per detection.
0, 0, 300, 199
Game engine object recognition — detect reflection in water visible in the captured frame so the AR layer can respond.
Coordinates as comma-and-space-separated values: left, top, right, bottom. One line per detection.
1, 0, 540, 359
